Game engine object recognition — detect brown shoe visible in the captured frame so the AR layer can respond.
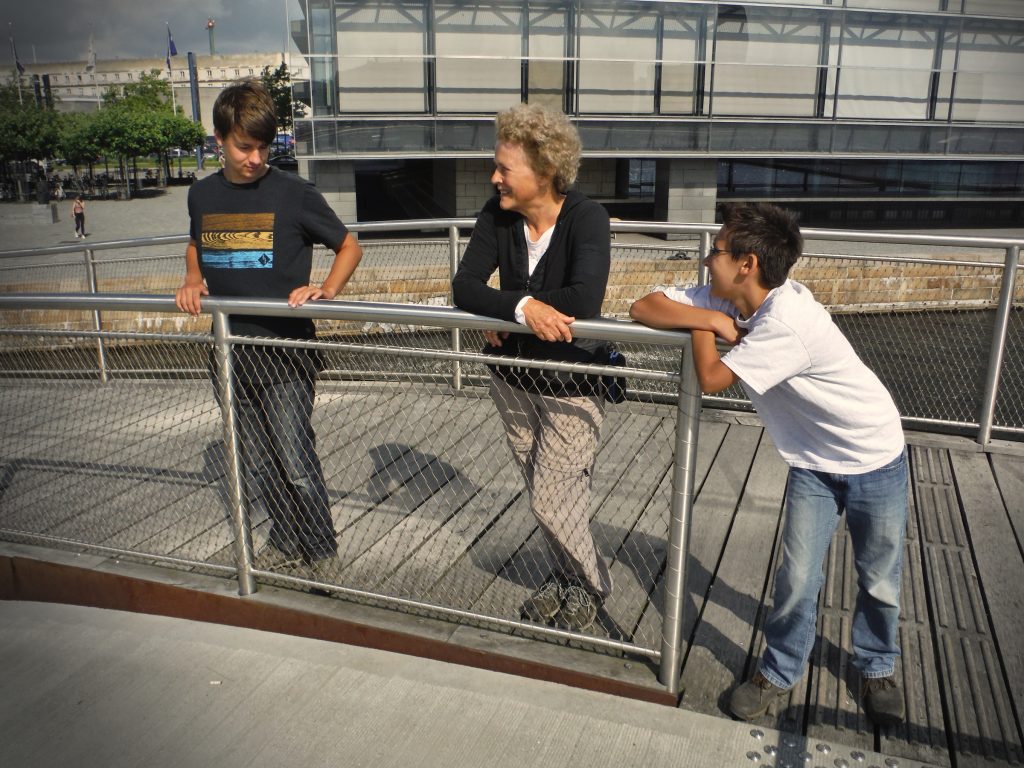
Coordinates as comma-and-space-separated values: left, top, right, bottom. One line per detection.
862, 675, 905, 726
729, 672, 790, 721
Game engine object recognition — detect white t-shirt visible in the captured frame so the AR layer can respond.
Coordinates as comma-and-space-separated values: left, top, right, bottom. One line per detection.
660, 280, 904, 474
514, 222, 556, 324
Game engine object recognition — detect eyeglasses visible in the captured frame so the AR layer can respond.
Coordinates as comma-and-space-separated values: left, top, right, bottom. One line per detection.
706, 246, 731, 259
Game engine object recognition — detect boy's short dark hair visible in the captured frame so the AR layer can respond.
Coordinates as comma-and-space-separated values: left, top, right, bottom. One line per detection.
721, 203, 803, 289
212, 79, 277, 144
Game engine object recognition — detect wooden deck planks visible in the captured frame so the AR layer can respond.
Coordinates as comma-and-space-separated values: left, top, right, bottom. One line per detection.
989, 453, 1024, 557
632, 422, 764, 662
947, 450, 1024, 764
3, 375, 1024, 767
679, 432, 788, 716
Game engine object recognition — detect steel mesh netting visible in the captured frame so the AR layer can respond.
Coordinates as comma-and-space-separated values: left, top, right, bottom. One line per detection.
0, 319, 234, 570
233, 327, 684, 654
993, 279, 1024, 433
312, 239, 454, 311
606, 238, 704, 320
794, 252, 1015, 429
90, 247, 186, 296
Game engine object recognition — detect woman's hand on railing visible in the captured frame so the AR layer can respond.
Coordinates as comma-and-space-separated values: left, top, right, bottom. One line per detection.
522, 298, 575, 343
484, 330, 509, 347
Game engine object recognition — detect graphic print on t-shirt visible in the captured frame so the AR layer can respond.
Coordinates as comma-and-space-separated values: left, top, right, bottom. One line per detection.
201, 213, 274, 269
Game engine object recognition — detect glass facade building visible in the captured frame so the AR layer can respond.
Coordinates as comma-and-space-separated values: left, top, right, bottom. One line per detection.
291, 0, 1024, 225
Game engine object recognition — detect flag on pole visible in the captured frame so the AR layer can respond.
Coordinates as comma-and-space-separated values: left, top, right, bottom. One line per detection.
10, 30, 25, 75
166, 24, 177, 71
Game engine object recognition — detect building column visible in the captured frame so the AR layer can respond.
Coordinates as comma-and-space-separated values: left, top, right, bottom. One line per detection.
654, 158, 718, 237
306, 159, 357, 223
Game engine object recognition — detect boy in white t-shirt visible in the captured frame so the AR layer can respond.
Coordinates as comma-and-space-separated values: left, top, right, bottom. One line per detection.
630, 203, 908, 726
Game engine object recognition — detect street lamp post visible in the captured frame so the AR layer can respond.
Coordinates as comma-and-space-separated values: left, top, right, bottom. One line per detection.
207, 18, 216, 56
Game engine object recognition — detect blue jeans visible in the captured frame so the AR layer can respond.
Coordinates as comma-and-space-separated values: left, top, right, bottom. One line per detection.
759, 452, 908, 689
230, 375, 337, 561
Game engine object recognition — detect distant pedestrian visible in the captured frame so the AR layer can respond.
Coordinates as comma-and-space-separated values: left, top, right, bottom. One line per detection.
72, 196, 86, 238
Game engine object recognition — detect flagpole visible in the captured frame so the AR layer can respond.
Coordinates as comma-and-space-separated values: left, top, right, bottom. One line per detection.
87, 31, 101, 109
9, 24, 23, 105
166, 24, 178, 115
168, 60, 178, 114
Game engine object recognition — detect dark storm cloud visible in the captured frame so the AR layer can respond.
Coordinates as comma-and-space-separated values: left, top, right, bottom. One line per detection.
5, 0, 297, 64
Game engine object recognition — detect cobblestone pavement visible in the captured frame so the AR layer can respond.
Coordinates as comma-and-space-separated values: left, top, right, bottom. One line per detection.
0, 169, 215, 253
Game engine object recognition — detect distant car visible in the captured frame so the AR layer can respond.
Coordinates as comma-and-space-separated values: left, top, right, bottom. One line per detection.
168, 148, 190, 158
268, 153, 298, 173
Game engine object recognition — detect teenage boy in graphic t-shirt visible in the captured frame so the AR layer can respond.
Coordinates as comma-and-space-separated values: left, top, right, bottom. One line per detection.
175, 80, 362, 575
630, 203, 908, 727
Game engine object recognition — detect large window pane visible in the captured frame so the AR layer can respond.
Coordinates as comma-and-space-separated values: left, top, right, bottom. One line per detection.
435, 1, 521, 113
660, 9, 704, 115
947, 21, 1024, 123
528, 5, 567, 110
310, 57, 337, 116
964, 0, 1024, 16
578, 3, 657, 115
711, 6, 824, 117
836, 14, 937, 119
336, 0, 427, 113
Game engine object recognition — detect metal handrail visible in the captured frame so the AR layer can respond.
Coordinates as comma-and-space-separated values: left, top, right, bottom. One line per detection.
3, 219, 1023, 262
2, 217, 1021, 448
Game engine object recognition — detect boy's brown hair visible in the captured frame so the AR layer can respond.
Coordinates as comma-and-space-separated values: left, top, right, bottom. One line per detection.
720, 203, 803, 289
212, 79, 277, 144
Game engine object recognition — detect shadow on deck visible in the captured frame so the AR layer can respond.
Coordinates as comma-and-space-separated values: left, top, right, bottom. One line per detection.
1, 381, 1022, 768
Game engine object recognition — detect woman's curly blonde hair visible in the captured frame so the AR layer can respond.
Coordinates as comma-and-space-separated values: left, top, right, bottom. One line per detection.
495, 103, 581, 194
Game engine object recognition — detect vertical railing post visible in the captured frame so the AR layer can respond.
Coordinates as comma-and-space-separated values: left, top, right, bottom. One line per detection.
977, 245, 1020, 446
212, 309, 256, 596
698, 230, 711, 287
84, 248, 109, 383
449, 224, 463, 390
659, 337, 702, 695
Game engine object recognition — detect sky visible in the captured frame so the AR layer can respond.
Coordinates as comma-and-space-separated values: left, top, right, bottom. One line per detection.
5, 0, 303, 65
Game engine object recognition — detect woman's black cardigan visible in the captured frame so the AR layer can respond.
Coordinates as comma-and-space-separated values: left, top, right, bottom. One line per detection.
452, 190, 611, 396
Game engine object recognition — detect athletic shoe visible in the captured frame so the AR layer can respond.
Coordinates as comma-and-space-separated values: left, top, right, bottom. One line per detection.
862, 675, 905, 726
520, 577, 565, 622
728, 672, 790, 720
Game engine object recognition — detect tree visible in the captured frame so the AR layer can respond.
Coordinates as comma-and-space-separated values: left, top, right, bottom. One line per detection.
0, 80, 61, 163
103, 70, 175, 113
57, 111, 102, 172
260, 62, 304, 134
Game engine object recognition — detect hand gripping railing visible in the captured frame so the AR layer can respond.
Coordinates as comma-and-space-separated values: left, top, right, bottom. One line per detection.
0, 293, 699, 695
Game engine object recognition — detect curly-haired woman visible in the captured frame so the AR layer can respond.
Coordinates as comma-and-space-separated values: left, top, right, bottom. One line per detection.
453, 103, 612, 632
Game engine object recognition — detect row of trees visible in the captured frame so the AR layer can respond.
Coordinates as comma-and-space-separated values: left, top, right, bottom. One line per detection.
0, 70, 206, 199
2, 64, 298, 201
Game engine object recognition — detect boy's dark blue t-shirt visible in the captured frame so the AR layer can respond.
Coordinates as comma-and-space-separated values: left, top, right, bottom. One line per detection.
188, 167, 348, 341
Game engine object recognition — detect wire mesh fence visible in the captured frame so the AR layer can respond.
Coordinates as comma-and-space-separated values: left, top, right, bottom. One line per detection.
4, 222, 1019, 436
0, 299, 696, 666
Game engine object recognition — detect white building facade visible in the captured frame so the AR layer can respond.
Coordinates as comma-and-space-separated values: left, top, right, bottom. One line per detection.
289, 0, 1024, 228
19, 53, 305, 139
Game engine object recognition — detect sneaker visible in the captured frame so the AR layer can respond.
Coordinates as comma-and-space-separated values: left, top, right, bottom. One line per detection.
520, 577, 565, 622
728, 672, 790, 721
554, 584, 600, 632
252, 546, 304, 572
862, 675, 905, 726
